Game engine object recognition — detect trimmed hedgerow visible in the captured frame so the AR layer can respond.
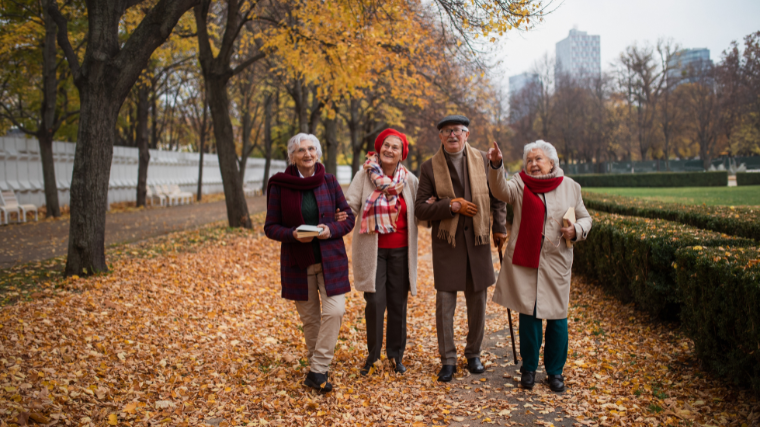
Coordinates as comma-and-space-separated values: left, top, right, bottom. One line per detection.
675, 245, 760, 393
573, 211, 754, 319
736, 172, 760, 186
582, 192, 760, 241
570, 171, 728, 188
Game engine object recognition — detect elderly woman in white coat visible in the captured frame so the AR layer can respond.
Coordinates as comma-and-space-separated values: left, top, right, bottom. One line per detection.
346, 128, 419, 376
486, 139, 592, 393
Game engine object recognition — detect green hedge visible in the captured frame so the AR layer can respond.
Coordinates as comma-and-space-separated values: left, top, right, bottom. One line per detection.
675, 246, 760, 393
582, 192, 760, 241
570, 171, 728, 187
573, 211, 754, 319
737, 172, 760, 186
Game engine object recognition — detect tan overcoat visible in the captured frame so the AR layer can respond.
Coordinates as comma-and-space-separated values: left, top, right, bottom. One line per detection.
414, 149, 507, 293
345, 169, 420, 296
488, 165, 592, 319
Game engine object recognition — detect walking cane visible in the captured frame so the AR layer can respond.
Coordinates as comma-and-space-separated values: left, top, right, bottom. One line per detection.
497, 244, 519, 363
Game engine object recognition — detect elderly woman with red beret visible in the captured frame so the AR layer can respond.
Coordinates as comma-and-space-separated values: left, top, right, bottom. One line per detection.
346, 129, 419, 376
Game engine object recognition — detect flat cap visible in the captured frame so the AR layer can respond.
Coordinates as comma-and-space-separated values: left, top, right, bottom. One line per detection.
436, 114, 470, 130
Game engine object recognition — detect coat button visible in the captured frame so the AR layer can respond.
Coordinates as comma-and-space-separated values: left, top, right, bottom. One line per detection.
464, 226, 469, 231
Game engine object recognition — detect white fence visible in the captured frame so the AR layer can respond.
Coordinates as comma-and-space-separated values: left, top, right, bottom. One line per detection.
0, 137, 352, 208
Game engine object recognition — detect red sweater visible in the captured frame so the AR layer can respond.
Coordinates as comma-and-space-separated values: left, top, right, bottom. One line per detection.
378, 195, 409, 249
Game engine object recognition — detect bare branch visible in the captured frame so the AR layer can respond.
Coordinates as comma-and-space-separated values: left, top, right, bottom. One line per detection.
47, 1, 81, 82
231, 52, 266, 76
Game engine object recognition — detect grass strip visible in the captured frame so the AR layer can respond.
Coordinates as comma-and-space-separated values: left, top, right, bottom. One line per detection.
569, 171, 728, 187
582, 191, 760, 240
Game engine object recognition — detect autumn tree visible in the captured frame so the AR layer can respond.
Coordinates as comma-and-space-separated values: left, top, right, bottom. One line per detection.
50, 0, 201, 276
0, 0, 84, 218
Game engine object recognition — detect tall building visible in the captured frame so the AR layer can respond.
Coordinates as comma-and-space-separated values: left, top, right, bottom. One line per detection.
667, 48, 712, 85
509, 72, 539, 96
555, 29, 601, 81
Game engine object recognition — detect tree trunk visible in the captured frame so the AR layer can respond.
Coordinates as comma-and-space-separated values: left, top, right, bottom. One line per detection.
38, 135, 60, 217
196, 101, 207, 201
290, 79, 309, 133
262, 93, 274, 194
136, 83, 150, 207
65, 88, 120, 276
150, 82, 159, 149
323, 108, 338, 175
349, 99, 363, 176
308, 87, 323, 134
39, 0, 61, 217
206, 76, 251, 228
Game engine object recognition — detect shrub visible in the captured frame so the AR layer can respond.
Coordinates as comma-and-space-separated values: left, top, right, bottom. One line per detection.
573, 211, 754, 318
570, 171, 728, 188
582, 192, 760, 241
675, 246, 760, 393
736, 172, 760, 186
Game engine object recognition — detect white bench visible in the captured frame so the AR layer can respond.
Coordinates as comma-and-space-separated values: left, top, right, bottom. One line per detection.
1, 190, 38, 224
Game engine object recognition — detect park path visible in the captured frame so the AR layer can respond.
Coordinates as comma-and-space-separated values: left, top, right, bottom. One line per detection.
0, 196, 267, 269
0, 218, 757, 425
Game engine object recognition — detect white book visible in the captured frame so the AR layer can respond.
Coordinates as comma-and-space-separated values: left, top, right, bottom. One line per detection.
296, 224, 323, 238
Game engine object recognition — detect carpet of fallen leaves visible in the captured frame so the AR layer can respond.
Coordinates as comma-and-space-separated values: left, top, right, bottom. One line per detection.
1, 215, 759, 426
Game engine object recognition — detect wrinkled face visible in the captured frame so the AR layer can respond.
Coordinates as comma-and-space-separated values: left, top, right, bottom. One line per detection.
379, 136, 403, 171
292, 139, 318, 172
438, 124, 469, 153
525, 148, 553, 176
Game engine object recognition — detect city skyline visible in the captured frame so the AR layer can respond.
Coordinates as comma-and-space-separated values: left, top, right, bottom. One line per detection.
495, 0, 760, 92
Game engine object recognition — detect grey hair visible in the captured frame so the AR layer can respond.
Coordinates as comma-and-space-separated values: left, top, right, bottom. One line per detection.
287, 133, 323, 164
523, 140, 560, 169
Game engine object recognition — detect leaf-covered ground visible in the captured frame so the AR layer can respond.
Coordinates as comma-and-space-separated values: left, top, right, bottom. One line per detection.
1, 216, 758, 426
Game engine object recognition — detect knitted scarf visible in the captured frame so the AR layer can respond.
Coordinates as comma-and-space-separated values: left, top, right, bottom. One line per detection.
360, 152, 408, 234
431, 143, 490, 247
266, 163, 326, 269
512, 169, 563, 269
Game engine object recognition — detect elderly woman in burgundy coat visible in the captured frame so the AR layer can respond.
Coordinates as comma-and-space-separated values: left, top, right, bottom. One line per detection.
264, 133, 355, 393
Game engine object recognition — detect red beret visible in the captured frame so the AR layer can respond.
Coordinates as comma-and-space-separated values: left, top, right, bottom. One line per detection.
374, 128, 409, 161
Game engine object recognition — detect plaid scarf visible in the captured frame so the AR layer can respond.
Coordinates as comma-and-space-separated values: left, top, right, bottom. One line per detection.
360, 152, 408, 234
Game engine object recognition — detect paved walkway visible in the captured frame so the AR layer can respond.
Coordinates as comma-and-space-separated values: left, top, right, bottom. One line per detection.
0, 197, 267, 269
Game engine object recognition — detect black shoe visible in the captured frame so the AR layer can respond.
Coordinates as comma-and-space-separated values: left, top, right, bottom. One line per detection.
520, 366, 536, 389
304, 371, 333, 393
547, 374, 565, 392
392, 357, 406, 374
467, 357, 485, 374
359, 361, 374, 376
437, 365, 457, 382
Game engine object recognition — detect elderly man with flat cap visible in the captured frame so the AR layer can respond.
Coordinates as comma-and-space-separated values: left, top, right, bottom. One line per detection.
415, 115, 508, 382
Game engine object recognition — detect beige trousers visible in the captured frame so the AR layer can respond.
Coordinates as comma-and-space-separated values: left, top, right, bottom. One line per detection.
294, 263, 346, 374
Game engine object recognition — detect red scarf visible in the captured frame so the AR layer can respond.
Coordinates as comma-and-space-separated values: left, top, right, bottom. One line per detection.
267, 163, 326, 269
512, 170, 563, 269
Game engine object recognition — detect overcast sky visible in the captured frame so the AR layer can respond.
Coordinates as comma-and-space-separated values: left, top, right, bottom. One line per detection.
493, 0, 760, 91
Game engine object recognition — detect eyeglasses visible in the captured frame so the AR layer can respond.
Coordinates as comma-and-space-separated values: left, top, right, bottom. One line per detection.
439, 128, 467, 137
541, 217, 566, 249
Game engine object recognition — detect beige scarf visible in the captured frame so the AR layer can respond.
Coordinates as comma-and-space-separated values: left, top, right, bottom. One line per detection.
432, 142, 490, 247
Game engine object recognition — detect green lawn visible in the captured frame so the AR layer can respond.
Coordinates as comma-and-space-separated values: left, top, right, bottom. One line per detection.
583, 186, 760, 206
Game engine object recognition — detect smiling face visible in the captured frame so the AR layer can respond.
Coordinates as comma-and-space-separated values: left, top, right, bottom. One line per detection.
525, 148, 554, 176
292, 139, 318, 174
438, 124, 469, 153
379, 136, 403, 172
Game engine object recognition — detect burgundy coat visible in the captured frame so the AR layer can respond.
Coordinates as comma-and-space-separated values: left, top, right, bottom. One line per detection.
264, 173, 355, 301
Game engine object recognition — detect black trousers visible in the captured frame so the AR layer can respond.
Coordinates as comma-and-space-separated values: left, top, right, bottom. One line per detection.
364, 247, 410, 363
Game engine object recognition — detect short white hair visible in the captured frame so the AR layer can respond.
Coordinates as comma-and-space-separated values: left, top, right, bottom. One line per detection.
523, 140, 560, 169
287, 133, 322, 164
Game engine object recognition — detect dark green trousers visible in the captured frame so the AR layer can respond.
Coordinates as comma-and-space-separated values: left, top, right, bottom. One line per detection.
519, 305, 568, 376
